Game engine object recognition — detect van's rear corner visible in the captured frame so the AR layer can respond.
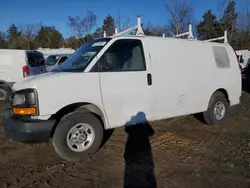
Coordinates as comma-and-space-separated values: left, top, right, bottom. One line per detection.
228, 45, 242, 106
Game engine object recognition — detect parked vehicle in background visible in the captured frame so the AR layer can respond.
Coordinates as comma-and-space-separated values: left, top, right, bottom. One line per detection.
3, 16, 242, 162
45, 54, 71, 72
236, 49, 250, 70
37, 47, 75, 59
0, 49, 46, 101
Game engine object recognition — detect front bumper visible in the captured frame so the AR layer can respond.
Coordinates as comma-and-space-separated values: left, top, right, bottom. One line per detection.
3, 109, 56, 142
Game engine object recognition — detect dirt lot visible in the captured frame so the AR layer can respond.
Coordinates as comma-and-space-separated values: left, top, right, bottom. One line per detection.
0, 92, 250, 188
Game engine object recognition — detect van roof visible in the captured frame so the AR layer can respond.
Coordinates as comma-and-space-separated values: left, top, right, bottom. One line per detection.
100, 15, 230, 47
0, 49, 41, 53
101, 35, 230, 47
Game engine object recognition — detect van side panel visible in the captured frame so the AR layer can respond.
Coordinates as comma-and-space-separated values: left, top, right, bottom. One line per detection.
146, 37, 240, 121
212, 44, 241, 106
0, 50, 26, 83
228, 46, 242, 105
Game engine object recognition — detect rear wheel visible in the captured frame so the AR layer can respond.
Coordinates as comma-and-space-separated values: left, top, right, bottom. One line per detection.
52, 111, 104, 162
0, 84, 10, 102
203, 91, 229, 125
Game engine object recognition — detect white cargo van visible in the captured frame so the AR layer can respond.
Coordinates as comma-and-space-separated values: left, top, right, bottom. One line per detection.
0, 50, 46, 101
3, 16, 241, 162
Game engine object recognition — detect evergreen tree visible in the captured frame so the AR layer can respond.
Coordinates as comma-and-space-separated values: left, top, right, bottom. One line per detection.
0, 31, 7, 48
197, 10, 221, 40
7, 24, 22, 49
7, 24, 21, 40
36, 26, 64, 48
219, 0, 238, 43
102, 14, 115, 36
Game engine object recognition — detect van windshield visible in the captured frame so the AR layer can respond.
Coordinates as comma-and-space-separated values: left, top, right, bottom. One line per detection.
59, 38, 111, 72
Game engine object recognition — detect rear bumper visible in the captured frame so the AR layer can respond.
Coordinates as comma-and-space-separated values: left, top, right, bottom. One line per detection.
3, 109, 56, 142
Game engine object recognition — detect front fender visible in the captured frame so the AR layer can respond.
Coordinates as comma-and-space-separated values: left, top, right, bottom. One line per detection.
42, 100, 110, 130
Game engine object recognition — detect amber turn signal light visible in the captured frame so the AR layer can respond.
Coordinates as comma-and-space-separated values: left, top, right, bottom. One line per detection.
13, 107, 37, 115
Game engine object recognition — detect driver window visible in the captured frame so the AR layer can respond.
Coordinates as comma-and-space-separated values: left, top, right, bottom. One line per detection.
99, 39, 146, 72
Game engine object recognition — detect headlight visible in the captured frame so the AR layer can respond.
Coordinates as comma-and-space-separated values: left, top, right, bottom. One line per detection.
13, 93, 26, 106
13, 92, 36, 106
12, 89, 38, 116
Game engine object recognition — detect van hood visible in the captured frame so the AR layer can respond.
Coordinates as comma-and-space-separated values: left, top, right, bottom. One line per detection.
12, 71, 73, 91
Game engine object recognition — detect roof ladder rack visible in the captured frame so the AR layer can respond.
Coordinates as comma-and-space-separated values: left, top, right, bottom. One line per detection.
203, 31, 228, 44
108, 15, 145, 37
102, 15, 229, 45
173, 23, 194, 40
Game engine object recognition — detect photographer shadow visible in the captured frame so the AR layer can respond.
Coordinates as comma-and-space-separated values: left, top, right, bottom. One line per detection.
123, 112, 157, 188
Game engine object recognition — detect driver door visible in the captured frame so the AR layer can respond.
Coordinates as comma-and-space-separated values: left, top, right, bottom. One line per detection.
97, 39, 153, 128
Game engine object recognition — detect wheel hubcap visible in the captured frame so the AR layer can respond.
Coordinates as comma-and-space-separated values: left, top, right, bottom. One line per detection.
213, 102, 226, 120
0, 89, 7, 100
66, 123, 95, 152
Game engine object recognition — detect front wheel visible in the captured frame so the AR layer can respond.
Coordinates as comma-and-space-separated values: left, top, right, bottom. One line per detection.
52, 111, 104, 162
203, 91, 229, 125
0, 84, 10, 102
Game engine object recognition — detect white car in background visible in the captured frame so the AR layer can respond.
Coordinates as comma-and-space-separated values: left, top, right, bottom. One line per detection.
45, 54, 71, 72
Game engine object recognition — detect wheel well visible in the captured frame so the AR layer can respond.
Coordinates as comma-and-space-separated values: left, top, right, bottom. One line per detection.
0, 81, 7, 86
49, 103, 106, 135
215, 88, 230, 103
0, 80, 11, 88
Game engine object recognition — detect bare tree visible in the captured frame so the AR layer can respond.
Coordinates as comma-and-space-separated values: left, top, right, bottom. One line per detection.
18, 23, 41, 49
67, 11, 97, 38
165, 0, 193, 35
114, 14, 131, 32
19, 24, 41, 38
143, 22, 170, 36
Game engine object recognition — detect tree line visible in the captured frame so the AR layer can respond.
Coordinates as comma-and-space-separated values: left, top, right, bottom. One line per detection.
0, 0, 249, 50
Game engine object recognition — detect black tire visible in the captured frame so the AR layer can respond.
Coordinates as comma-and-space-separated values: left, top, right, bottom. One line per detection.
52, 111, 104, 162
203, 91, 229, 125
0, 84, 10, 102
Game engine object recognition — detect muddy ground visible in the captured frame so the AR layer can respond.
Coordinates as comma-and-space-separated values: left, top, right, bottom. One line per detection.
0, 90, 250, 188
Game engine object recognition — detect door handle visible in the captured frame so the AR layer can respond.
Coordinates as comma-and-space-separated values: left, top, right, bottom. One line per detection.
147, 73, 152, 86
